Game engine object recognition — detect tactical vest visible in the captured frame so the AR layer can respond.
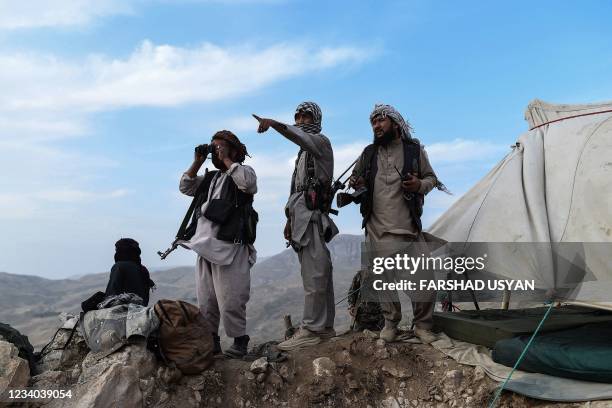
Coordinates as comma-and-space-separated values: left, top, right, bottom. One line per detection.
358, 139, 424, 232
182, 170, 258, 244
290, 149, 332, 213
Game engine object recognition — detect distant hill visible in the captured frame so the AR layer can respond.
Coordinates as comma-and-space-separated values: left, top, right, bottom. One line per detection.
0, 234, 363, 348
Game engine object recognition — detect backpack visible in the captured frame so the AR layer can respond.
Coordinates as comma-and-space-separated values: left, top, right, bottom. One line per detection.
153, 299, 213, 374
348, 271, 385, 332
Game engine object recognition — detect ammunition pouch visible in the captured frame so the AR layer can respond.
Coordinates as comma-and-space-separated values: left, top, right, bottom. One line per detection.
203, 198, 234, 224
297, 181, 332, 213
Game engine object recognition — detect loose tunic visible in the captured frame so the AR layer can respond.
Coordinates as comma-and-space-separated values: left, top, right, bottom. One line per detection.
179, 163, 257, 266
280, 124, 338, 246
353, 137, 437, 240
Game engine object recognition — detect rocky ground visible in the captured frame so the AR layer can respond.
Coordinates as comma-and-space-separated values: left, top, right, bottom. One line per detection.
3, 326, 612, 408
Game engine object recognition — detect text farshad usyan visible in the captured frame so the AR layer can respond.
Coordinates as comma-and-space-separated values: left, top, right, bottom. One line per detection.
372, 279, 536, 291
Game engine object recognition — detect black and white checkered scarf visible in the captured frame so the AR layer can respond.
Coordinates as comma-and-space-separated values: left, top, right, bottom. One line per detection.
370, 103, 451, 194
295, 101, 322, 134
369, 103, 413, 138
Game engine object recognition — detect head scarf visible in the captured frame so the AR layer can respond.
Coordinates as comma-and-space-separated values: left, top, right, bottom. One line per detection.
369, 104, 413, 139
295, 101, 322, 134
115, 238, 141, 263
212, 130, 249, 163
369, 104, 452, 195
114, 238, 155, 288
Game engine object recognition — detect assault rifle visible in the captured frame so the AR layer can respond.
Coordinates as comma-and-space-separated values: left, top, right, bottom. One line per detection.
328, 158, 358, 215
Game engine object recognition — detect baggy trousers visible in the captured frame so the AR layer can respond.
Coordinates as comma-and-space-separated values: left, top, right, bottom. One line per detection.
195, 247, 251, 338
367, 233, 436, 330
298, 221, 335, 332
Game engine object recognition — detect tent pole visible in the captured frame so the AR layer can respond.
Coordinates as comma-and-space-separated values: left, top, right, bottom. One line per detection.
501, 289, 511, 310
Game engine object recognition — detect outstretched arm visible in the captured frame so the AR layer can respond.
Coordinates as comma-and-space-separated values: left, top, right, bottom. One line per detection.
253, 114, 325, 158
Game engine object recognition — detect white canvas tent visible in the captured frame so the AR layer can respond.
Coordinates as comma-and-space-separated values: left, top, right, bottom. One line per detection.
426, 101, 612, 402
428, 99, 612, 304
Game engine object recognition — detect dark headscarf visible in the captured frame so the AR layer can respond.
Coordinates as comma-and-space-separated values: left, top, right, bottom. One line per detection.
114, 238, 155, 289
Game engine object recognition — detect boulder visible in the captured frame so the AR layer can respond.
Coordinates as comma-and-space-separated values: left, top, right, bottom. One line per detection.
36, 328, 89, 373
31, 370, 69, 389
80, 340, 155, 383
0, 322, 35, 373
44, 341, 156, 408
0, 340, 30, 394
47, 364, 142, 408
381, 362, 412, 379
312, 357, 335, 378
380, 396, 400, 408
249, 357, 269, 374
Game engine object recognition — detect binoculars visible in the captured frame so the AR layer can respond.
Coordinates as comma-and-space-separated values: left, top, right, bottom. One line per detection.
195, 144, 215, 157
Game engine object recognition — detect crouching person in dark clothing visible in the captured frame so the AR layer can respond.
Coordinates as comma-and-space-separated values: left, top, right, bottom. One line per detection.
105, 238, 156, 306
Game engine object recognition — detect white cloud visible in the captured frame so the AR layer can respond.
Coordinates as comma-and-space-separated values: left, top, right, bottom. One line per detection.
0, 193, 37, 219
3, 41, 371, 112
36, 188, 129, 202
0, 28, 371, 276
426, 138, 509, 164
0, 0, 289, 31
0, 0, 133, 30
0, 189, 128, 219
0, 40, 372, 144
333, 141, 368, 178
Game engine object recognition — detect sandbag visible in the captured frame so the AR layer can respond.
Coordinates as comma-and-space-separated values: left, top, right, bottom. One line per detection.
153, 299, 213, 374
492, 321, 612, 383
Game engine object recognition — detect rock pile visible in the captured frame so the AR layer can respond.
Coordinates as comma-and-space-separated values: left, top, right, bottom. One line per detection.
1, 322, 591, 407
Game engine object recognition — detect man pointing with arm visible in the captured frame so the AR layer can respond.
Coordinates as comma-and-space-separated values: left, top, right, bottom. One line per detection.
254, 102, 338, 350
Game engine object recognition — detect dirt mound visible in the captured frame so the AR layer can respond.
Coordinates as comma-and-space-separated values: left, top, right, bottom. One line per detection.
7, 327, 607, 407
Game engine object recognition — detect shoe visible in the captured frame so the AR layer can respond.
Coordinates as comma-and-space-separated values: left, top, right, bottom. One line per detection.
212, 334, 221, 355
276, 327, 321, 351
380, 320, 398, 342
414, 328, 437, 344
224, 335, 250, 359
317, 327, 336, 339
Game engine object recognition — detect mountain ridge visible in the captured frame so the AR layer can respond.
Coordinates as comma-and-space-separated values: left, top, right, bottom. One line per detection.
1, 234, 363, 348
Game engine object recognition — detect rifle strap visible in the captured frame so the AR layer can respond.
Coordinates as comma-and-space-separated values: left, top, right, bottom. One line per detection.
175, 169, 211, 240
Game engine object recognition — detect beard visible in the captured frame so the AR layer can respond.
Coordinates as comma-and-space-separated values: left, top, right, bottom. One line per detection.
373, 129, 395, 146
212, 155, 227, 171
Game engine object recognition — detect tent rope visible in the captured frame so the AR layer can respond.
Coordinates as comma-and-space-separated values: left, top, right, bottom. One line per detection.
335, 287, 361, 306
529, 108, 612, 130
487, 301, 555, 408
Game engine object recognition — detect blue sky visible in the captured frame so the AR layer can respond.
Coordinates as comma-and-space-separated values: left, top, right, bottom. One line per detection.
1, 0, 611, 278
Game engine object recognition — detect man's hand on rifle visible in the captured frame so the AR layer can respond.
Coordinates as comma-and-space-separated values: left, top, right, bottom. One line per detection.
349, 175, 365, 190
401, 174, 421, 193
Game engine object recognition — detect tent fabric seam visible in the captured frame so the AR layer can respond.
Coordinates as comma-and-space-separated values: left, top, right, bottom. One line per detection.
559, 115, 612, 241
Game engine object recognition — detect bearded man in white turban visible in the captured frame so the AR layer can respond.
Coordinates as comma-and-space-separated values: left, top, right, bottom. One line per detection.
349, 104, 448, 344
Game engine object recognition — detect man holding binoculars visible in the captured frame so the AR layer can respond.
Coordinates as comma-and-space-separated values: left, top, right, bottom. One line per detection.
179, 130, 257, 358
